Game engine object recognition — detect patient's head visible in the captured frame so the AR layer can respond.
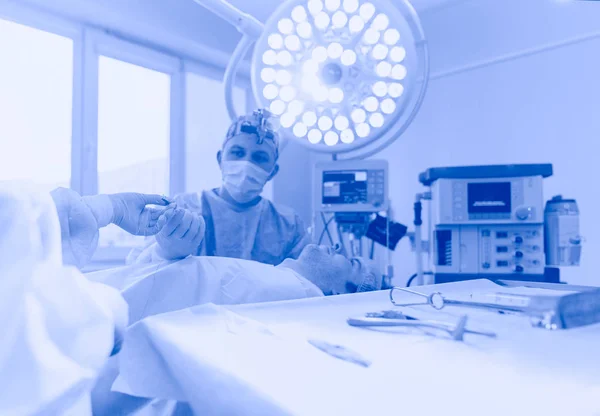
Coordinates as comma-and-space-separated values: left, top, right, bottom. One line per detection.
280, 244, 382, 295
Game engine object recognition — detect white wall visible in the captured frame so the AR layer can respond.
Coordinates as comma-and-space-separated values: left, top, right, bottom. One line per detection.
275, 0, 600, 287
381, 0, 600, 287
185, 72, 246, 194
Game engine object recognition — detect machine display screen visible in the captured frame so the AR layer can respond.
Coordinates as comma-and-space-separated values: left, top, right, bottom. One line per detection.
467, 182, 511, 213
322, 170, 368, 204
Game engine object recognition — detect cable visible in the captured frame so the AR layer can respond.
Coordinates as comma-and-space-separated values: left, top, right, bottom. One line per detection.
406, 273, 418, 287
317, 212, 335, 245
336, 223, 347, 257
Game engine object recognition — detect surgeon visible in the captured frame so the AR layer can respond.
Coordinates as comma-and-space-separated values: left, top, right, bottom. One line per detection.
128, 109, 310, 265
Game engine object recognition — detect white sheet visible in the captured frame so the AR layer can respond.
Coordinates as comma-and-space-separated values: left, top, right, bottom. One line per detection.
86, 256, 322, 326
114, 280, 600, 416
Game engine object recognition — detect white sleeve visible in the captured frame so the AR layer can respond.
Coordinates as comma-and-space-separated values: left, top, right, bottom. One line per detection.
0, 186, 128, 415
82, 194, 114, 228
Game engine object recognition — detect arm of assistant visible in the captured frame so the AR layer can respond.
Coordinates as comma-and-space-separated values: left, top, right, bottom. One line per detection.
50, 188, 176, 269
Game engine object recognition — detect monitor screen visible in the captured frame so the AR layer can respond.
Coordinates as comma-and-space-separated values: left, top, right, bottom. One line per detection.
467, 182, 511, 213
322, 170, 368, 204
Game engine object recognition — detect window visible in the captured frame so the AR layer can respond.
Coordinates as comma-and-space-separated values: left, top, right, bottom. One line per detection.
0, 18, 72, 191
97, 56, 171, 248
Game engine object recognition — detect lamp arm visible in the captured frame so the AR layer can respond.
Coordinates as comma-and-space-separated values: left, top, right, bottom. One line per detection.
192, 0, 264, 38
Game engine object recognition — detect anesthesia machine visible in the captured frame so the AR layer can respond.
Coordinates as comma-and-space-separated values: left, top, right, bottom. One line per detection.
411, 164, 582, 286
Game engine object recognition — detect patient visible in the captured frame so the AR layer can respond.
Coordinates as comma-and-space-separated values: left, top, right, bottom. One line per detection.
87, 244, 382, 324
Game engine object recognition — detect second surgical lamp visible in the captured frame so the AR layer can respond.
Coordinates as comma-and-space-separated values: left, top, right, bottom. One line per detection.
192, 0, 429, 160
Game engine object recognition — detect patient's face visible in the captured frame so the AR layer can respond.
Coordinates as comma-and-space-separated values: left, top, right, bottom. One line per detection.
295, 244, 369, 295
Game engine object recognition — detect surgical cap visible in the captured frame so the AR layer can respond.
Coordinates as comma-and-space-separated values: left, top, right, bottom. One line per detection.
223, 109, 280, 160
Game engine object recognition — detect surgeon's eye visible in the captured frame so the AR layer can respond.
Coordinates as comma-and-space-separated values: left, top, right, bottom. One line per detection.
252, 152, 270, 164
229, 148, 245, 158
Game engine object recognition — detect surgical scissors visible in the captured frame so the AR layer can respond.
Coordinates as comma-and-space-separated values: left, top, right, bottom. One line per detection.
389, 287, 529, 313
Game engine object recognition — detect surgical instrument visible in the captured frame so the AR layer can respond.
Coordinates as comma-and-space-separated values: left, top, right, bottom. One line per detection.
390, 287, 529, 313
389, 285, 600, 330
348, 313, 497, 341
307, 339, 371, 368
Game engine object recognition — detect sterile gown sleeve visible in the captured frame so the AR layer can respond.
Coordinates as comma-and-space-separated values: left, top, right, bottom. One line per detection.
125, 192, 204, 265
0, 184, 128, 415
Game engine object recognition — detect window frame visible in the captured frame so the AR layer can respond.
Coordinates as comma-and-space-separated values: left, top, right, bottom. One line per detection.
83, 28, 186, 196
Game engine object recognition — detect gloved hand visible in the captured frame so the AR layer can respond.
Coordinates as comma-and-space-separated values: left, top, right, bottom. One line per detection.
107, 193, 174, 236
155, 208, 206, 260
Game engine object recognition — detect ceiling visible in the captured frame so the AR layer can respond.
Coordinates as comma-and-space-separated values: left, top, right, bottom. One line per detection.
20, 0, 459, 67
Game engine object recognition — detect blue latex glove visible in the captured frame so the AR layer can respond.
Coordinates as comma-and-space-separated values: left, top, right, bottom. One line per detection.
155, 208, 206, 260
108, 193, 174, 236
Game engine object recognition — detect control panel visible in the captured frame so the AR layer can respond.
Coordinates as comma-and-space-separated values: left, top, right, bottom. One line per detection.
478, 226, 545, 274
433, 224, 545, 275
431, 176, 544, 225
314, 160, 388, 212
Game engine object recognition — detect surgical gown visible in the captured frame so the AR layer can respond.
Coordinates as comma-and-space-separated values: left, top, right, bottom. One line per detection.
128, 190, 310, 265
0, 184, 127, 415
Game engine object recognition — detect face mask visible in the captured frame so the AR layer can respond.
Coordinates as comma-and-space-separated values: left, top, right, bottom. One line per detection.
221, 160, 271, 204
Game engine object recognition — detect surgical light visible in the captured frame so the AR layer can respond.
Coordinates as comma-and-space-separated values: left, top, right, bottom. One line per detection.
335, 115, 349, 131
303, 111, 318, 126
308, 129, 322, 143
332, 11, 348, 28
285, 35, 301, 51
348, 15, 364, 33
270, 99, 286, 115
359, 3, 376, 20
390, 46, 406, 62
343, 0, 359, 13
340, 49, 357, 66
193, 0, 428, 158
292, 5, 307, 21
297, 22, 312, 38
275, 70, 292, 85
372, 44, 389, 60
324, 131, 339, 146
281, 112, 296, 127
325, 0, 341, 11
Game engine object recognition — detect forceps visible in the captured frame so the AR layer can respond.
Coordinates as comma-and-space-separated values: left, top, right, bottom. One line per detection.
389, 287, 529, 314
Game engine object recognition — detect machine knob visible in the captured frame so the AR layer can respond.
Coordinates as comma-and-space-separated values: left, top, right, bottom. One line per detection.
514, 236, 524, 245
514, 265, 524, 273
482, 262, 491, 269
516, 206, 533, 221
514, 251, 524, 259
